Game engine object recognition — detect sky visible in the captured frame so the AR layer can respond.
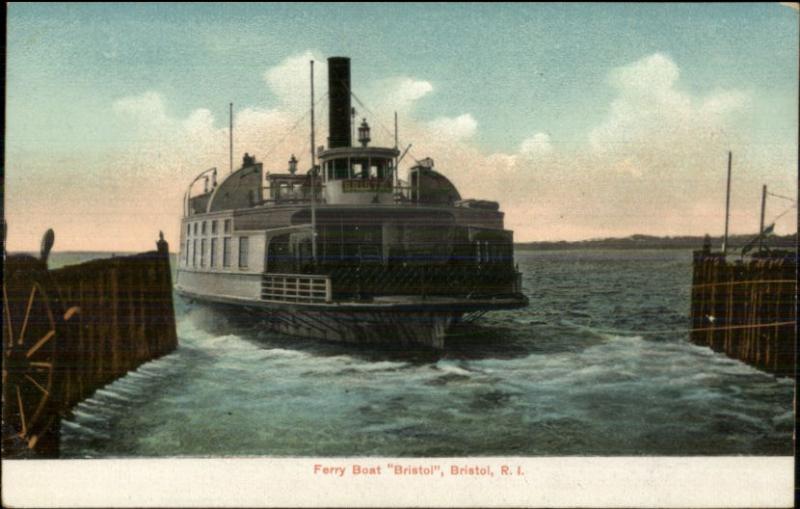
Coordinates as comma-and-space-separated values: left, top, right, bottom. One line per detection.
5, 3, 798, 251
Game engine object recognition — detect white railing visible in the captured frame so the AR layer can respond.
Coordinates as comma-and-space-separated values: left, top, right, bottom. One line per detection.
261, 273, 332, 303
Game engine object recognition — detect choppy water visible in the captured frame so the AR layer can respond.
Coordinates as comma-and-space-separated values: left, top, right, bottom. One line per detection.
55, 249, 793, 457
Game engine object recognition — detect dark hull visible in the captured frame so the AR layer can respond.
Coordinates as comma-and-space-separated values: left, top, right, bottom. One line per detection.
176, 288, 527, 349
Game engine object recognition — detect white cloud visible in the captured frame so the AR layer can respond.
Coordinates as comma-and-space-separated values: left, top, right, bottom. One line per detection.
609, 52, 680, 94
519, 132, 553, 157
263, 51, 327, 112
426, 113, 478, 140
30, 50, 789, 251
587, 52, 750, 182
436, 53, 787, 242
368, 77, 434, 114
112, 91, 169, 126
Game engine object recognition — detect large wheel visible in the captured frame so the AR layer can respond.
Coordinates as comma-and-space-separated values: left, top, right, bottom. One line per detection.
2, 256, 63, 453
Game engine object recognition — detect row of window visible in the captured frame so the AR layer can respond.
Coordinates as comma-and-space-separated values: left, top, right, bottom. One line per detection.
187, 219, 232, 237
184, 236, 249, 269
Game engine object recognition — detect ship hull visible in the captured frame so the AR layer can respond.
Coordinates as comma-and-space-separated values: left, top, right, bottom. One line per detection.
176, 287, 526, 349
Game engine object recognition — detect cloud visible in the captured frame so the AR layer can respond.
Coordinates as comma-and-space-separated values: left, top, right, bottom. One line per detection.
426, 113, 478, 140
11, 50, 791, 251
518, 132, 553, 157
403, 53, 789, 242
263, 51, 327, 112
366, 77, 434, 115
588, 52, 750, 179
109, 52, 792, 247
112, 91, 169, 126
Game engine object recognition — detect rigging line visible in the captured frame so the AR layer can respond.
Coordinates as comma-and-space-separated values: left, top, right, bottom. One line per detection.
260, 92, 328, 162
766, 191, 797, 203
349, 89, 403, 145
344, 85, 426, 169
769, 202, 797, 224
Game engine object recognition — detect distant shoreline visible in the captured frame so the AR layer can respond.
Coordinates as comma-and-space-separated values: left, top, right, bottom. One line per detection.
515, 233, 797, 251
15, 233, 798, 255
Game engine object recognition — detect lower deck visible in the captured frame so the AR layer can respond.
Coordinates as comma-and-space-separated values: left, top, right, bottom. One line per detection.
175, 280, 527, 348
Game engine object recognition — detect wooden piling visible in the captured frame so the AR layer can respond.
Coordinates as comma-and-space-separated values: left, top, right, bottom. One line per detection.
690, 248, 796, 378
48, 243, 178, 411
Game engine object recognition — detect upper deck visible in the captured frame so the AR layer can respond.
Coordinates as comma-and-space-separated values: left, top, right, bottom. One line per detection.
176, 57, 522, 305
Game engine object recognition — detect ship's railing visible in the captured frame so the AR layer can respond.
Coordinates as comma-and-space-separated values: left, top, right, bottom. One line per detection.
261, 273, 332, 303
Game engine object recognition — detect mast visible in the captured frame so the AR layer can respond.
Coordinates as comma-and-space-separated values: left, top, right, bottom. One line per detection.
229, 102, 233, 174
722, 151, 732, 255
310, 60, 318, 264
759, 184, 767, 235
394, 111, 398, 199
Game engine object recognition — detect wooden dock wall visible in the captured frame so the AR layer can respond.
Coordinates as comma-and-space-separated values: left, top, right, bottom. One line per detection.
3, 233, 177, 457
50, 243, 178, 410
690, 250, 796, 377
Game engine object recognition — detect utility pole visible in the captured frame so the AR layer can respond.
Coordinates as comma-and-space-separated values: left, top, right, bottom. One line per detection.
722, 151, 732, 255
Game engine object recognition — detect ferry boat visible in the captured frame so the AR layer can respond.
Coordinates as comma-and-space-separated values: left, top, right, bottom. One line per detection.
175, 57, 527, 348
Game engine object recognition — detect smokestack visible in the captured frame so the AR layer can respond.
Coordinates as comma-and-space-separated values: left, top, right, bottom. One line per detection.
327, 57, 352, 148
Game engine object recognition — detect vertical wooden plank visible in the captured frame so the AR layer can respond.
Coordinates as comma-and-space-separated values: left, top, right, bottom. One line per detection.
110, 266, 121, 378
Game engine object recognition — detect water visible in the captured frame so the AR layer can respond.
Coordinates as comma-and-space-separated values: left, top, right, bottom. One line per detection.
54, 249, 793, 457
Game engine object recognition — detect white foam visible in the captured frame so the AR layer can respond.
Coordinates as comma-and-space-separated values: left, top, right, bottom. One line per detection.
105, 383, 140, 398
80, 397, 123, 409
61, 419, 110, 439
772, 410, 793, 426
72, 409, 108, 423
125, 370, 154, 380
261, 348, 309, 359
351, 360, 408, 372
95, 388, 132, 402
435, 363, 473, 377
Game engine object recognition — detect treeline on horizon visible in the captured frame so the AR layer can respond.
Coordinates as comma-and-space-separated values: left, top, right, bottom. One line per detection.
515, 233, 798, 251
14, 233, 798, 255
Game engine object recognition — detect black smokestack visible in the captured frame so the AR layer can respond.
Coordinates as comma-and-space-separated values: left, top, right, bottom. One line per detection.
327, 57, 352, 148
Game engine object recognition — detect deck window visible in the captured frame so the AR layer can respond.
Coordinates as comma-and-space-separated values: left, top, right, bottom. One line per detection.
223, 238, 231, 267
202, 221, 207, 235
238, 237, 249, 268
187, 223, 191, 236
193, 223, 198, 235
193, 239, 198, 267
211, 220, 218, 235
210, 238, 217, 267
224, 219, 231, 234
